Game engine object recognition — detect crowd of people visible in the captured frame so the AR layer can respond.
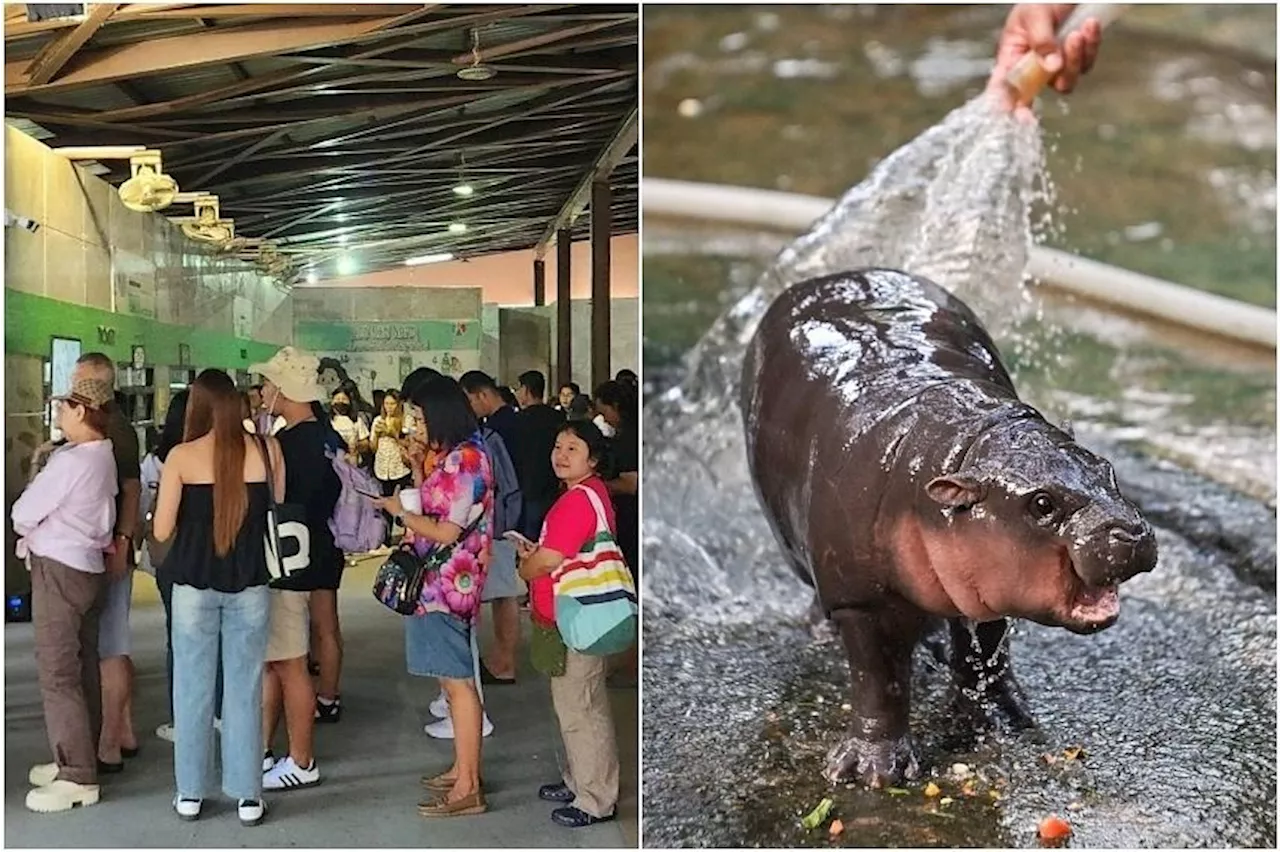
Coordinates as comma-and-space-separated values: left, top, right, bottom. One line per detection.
12, 346, 639, 829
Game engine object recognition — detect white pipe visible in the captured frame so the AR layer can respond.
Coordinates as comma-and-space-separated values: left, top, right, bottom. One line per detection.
643, 178, 1277, 350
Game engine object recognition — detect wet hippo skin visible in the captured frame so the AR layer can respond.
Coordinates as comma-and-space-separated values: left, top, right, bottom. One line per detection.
741, 268, 1158, 788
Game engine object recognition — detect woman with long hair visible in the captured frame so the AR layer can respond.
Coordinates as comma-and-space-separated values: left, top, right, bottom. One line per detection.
371, 389, 411, 548
516, 419, 623, 828
13, 377, 118, 814
373, 374, 494, 818
152, 369, 284, 826
328, 387, 370, 463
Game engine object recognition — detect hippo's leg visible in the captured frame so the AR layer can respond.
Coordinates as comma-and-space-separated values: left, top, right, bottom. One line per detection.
947, 618, 1035, 732
823, 607, 923, 788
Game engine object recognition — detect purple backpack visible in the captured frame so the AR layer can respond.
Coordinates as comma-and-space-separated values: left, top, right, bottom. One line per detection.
328, 451, 386, 554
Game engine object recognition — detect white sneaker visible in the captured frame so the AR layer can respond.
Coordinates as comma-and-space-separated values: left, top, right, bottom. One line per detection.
238, 798, 267, 826
428, 692, 449, 719
262, 751, 277, 773
28, 762, 59, 787
424, 714, 494, 739
156, 723, 175, 743
25, 780, 99, 813
173, 797, 202, 821
262, 755, 320, 791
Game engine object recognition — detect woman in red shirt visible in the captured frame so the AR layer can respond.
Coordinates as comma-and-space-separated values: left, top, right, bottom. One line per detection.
516, 420, 621, 828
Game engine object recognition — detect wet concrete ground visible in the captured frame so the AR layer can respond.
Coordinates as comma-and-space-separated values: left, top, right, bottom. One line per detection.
641, 420, 1276, 848
5, 560, 638, 848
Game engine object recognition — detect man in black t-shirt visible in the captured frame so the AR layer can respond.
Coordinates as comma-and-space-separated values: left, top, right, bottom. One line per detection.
459, 371, 525, 685
252, 347, 340, 791
513, 370, 565, 540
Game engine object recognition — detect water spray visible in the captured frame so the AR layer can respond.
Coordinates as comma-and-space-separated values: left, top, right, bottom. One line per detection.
1005, 4, 1130, 105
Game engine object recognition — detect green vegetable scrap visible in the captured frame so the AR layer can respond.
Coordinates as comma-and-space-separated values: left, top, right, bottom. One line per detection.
801, 797, 835, 830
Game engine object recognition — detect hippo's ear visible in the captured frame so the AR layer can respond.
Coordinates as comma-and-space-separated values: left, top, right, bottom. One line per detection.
926, 474, 985, 509
1059, 419, 1075, 440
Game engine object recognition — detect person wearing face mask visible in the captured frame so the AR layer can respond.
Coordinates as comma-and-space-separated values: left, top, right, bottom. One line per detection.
516, 420, 622, 829
328, 389, 370, 463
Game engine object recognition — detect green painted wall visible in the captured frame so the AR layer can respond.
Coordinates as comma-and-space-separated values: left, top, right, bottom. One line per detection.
5, 290, 281, 369
295, 319, 482, 353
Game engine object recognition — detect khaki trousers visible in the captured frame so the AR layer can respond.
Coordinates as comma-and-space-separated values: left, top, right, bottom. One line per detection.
30, 554, 105, 785
550, 649, 619, 818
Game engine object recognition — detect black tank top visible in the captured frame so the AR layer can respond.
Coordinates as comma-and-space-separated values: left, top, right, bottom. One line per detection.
165, 482, 270, 593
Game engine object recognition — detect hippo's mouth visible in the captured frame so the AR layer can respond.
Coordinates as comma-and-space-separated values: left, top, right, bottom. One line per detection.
1069, 581, 1120, 629
1062, 554, 1121, 633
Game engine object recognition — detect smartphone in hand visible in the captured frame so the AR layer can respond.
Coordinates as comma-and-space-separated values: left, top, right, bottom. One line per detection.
502, 530, 535, 548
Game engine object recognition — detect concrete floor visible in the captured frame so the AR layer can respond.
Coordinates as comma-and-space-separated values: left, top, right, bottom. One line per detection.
5, 562, 637, 848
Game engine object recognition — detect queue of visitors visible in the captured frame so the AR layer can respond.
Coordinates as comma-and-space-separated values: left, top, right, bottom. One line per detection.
12, 346, 639, 829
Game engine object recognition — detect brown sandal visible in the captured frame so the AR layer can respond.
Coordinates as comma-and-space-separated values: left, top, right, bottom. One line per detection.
418, 790, 487, 817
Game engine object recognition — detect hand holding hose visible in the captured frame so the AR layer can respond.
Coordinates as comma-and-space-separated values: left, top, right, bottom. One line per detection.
987, 4, 1104, 117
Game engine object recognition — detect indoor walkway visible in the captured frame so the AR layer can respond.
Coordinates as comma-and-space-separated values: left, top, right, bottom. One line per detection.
4, 561, 637, 848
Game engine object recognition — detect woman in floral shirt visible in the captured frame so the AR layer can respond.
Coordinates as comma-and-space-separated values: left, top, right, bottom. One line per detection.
374, 374, 493, 819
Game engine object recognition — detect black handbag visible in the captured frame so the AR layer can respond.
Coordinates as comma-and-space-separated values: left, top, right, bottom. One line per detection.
254, 436, 313, 591
372, 513, 484, 616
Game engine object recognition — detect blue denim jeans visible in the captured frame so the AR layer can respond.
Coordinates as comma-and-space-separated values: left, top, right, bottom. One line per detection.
171, 583, 270, 801
159, 570, 223, 721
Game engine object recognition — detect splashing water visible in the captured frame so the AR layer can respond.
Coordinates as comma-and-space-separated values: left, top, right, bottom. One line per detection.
644, 94, 1052, 623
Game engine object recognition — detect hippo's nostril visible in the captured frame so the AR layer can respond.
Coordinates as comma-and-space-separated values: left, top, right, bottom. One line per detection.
1110, 527, 1141, 545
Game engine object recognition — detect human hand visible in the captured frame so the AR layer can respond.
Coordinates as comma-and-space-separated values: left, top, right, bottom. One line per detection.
988, 4, 1102, 116
105, 542, 130, 578
372, 493, 403, 518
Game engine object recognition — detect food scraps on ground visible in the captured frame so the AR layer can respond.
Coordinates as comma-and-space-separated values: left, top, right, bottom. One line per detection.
1037, 815, 1073, 843
801, 797, 835, 830
924, 782, 941, 798
1062, 746, 1087, 762
885, 787, 911, 797
950, 763, 972, 779
829, 819, 845, 837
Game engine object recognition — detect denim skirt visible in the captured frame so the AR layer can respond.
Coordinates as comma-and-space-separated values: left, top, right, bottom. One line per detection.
405, 610, 474, 680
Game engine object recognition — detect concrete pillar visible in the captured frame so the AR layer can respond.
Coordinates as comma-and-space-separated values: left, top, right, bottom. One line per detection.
590, 179, 611, 391
556, 229, 572, 389
533, 258, 546, 307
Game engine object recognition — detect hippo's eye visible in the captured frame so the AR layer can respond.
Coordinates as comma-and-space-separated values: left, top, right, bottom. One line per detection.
1029, 492, 1056, 520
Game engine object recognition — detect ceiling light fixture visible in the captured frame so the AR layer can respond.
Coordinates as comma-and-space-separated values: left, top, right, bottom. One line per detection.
336, 213, 348, 222
338, 232, 349, 245
452, 184, 474, 198
306, 271, 319, 285
405, 252, 455, 266
457, 29, 496, 81
337, 255, 357, 277
448, 222, 468, 234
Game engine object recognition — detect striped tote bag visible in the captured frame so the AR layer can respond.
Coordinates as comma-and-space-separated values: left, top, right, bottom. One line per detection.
552, 484, 638, 656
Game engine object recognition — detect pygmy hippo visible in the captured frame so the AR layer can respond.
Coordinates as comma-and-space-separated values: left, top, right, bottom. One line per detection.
741, 268, 1157, 788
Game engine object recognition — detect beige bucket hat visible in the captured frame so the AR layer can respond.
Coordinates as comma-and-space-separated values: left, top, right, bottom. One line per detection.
250, 346, 322, 403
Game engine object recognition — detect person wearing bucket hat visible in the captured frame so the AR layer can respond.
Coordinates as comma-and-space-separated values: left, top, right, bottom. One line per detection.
13, 376, 119, 814
251, 347, 342, 793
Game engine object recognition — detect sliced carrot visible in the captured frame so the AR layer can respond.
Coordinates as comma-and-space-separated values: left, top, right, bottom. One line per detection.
829, 819, 844, 837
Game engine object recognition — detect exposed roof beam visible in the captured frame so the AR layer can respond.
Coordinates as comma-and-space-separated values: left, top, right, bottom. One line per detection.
119, 4, 430, 20
6, 14, 402, 95
535, 104, 636, 258
23, 3, 120, 86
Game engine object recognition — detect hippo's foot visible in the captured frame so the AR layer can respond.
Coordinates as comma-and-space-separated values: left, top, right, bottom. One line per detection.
824, 733, 921, 788
949, 673, 1037, 734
